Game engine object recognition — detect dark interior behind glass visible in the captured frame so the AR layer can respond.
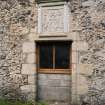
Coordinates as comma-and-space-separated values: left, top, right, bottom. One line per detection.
55, 43, 70, 69
39, 44, 53, 68
38, 41, 71, 69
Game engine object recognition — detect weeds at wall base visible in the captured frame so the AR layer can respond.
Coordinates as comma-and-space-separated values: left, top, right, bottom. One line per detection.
0, 98, 49, 105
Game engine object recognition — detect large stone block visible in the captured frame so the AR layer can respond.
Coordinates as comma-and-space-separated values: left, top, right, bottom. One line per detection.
20, 85, 36, 93
60, 80, 71, 87
26, 53, 35, 64
28, 75, 36, 84
22, 42, 35, 53
77, 82, 88, 95
38, 74, 59, 86
38, 74, 48, 80
77, 41, 88, 51
38, 86, 71, 101
72, 51, 78, 63
72, 41, 77, 51
75, 64, 93, 95
82, 0, 95, 7
48, 74, 71, 80
67, 32, 80, 41
78, 64, 93, 76
29, 33, 37, 41
22, 64, 36, 74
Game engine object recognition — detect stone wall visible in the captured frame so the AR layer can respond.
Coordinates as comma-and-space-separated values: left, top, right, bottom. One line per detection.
0, 0, 105, 105
0, 0, 37, 100
71, 0, 105, 105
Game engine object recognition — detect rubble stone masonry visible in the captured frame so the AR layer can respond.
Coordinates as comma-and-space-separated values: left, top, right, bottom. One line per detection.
0, 0, 105, 105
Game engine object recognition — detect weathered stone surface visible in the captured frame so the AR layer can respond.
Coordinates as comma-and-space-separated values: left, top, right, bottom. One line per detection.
26, 53, 35, 64
28, 75, 36, 84
20, 85, 36, 93
38, 86, 70, 101
72, 0, 105, 104
38, 74, 71, 103
41, 6, 64, 33
22, 64, 36, 74
1, 0, 105, 104
0, 0, 37, 100
22, 42, 35, 53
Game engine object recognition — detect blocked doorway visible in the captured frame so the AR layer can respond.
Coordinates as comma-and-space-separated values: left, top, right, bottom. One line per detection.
36, 41, 72, 104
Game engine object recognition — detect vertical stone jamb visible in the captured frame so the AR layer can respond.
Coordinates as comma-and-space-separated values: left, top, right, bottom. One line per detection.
21, 41, 36, 101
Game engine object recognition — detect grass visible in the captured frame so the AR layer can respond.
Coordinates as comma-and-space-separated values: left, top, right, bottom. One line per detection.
0, 99, 33, 105
36, 101, 48, 105
0, 99, 48, 105
0, 99, 79, 105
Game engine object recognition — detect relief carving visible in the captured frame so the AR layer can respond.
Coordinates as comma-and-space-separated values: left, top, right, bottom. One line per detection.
41, 6, 64, 33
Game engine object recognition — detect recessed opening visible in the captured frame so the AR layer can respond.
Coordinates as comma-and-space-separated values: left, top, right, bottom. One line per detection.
36, 41, 72, 74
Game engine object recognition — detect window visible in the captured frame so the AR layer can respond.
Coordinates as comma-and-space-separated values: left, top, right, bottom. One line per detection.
36, 41, 72, 74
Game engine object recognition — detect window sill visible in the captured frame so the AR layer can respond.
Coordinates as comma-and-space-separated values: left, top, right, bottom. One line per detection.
38, 69, 71, 74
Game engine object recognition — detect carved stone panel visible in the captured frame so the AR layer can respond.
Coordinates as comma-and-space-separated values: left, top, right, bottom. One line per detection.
38, 4, 69, 34
42, 6, 64, 33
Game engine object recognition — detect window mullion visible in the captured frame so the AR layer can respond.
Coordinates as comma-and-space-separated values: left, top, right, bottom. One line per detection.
53, 44, 55, 70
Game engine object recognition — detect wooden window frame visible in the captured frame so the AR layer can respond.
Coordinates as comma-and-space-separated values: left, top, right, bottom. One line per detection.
36, 41, 72, 74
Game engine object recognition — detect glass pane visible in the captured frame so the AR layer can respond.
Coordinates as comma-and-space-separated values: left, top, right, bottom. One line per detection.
55, 44, 70, 69
39, 44, 53, 68
37, 0, 65, 4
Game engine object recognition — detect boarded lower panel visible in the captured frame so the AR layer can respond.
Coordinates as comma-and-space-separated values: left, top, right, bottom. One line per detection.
37, 74, 71, 104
